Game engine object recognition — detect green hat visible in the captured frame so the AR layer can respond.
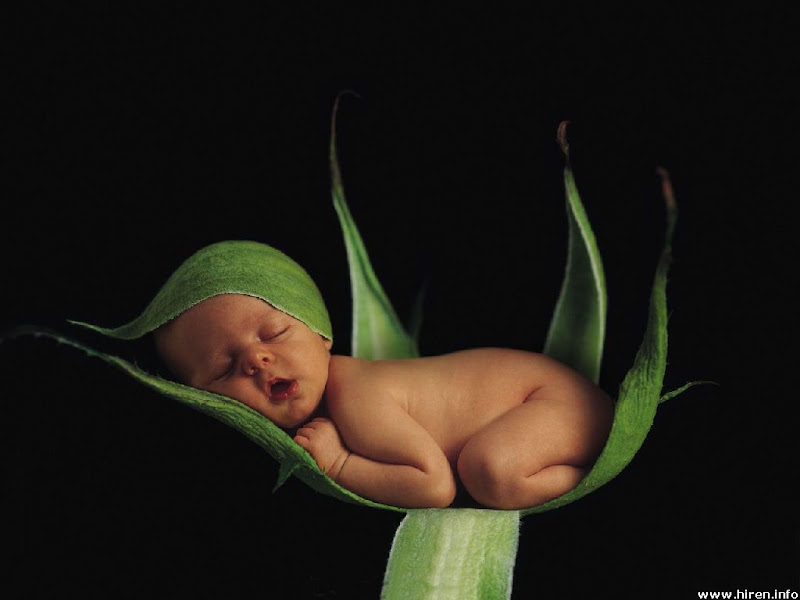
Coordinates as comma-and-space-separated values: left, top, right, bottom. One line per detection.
71, 240, 333, 341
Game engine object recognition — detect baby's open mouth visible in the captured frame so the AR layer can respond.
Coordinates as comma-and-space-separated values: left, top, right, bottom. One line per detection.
269, 378, 298, 400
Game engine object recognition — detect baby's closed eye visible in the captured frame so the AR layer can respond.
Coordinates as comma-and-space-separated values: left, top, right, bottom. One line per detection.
259, 324, 289, 341
213, 360, 236, 381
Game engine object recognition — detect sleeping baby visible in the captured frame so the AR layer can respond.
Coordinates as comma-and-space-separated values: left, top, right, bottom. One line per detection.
140, 240, 613, 510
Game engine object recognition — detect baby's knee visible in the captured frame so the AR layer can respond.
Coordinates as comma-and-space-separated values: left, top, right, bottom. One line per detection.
457, 444, 589, 509
456, 445, 521, 509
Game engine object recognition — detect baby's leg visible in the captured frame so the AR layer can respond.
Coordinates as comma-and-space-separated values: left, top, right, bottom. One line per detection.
456, 385, 613, 510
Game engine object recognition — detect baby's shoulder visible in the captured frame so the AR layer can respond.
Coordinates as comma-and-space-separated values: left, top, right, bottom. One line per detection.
325, 355, 389, 413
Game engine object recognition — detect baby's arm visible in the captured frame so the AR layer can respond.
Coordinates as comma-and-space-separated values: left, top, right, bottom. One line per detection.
294, 417, 351, 479
295, 403, 456, 508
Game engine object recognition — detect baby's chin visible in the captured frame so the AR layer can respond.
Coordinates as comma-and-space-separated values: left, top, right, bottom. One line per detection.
277, 396, 324, 430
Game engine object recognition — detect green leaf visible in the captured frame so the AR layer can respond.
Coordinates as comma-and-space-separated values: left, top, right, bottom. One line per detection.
8, 325, 404, 513
544, 122, 607, 384
66, 240, 333, 342
660, 380, 718, 404
382, 509, 520, 600
329, 94, 420, 361
273, 456, 303, 492
524, 167, 679, 516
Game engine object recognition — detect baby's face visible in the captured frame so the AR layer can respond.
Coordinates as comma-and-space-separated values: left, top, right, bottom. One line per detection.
154, 294, 333, 429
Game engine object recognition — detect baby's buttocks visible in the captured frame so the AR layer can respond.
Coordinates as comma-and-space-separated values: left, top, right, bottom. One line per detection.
327, 349, 611, 468
397, 349, 552, 463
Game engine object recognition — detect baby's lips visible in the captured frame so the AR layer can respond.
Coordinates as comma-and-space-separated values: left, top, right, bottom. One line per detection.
267, 378, 298, 401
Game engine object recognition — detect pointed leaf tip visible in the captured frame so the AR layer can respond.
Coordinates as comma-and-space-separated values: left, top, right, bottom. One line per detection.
659, 380, 719, 404
273, 457, 302, 492
331, 90, 362, 142
330, 91, 362, 190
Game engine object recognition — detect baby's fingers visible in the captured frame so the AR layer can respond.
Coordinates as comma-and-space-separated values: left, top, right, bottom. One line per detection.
294, 426, 315, 442
307, 417, 332, 428
293, 433, 326, 471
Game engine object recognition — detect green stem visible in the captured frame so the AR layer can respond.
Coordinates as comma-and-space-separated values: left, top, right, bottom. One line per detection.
381, 509, 520, 600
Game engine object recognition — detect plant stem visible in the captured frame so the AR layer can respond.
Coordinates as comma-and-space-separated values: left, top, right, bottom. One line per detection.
381, 509, 520, 600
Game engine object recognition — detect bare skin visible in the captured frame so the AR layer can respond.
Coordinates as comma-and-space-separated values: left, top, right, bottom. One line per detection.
155, 294, 614, 510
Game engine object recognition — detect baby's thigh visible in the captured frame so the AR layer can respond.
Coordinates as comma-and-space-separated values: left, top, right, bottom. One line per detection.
457, 390, 612, 488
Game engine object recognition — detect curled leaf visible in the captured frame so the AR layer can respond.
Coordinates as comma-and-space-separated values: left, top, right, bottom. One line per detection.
524, 166, 679, 515
544, 121, 607, 384
330, 93, 420, 360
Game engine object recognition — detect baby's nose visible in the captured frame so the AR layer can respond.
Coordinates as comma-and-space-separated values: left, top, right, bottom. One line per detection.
241, 346, 273, 375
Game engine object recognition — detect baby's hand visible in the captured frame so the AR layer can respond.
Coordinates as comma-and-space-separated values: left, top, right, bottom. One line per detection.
294, 417, 351, 480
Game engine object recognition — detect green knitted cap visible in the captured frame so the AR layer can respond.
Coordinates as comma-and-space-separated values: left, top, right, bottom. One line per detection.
71, 240, 333, 341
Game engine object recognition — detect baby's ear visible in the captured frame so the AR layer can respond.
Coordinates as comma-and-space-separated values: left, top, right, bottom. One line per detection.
322, 336, 333, 351
152, 323, 188, 382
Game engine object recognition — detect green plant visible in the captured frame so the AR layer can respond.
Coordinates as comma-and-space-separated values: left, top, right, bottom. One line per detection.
11, 102, 706, 599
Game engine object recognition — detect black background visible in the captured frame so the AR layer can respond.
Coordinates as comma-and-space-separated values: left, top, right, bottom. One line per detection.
5, 6, 797, 599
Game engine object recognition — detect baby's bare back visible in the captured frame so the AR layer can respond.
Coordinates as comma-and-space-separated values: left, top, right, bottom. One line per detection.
326, 349, 611, 464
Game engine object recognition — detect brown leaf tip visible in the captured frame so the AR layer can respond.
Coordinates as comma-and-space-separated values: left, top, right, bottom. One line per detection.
557, 121, 571, 158
656, 167, 676, 211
